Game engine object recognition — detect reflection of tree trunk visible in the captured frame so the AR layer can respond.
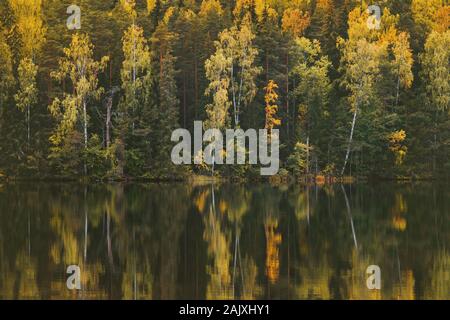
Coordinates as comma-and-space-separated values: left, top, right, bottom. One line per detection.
433, 129, 436, 173
341, 185, 358, 249
107, 211, 114, 270
232, 229, 238, 298
133, 228, 137, 300
28, 210, 31, 256
306, 185, 310, 225
84, 186, 88, 261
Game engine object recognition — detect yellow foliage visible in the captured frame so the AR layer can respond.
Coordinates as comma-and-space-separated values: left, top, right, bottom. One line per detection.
392, 216, 407, 231
264, 80, 281, 134
282, 8, 310, 37
195, 190, 209, 213
434, 6, 450, 33
265, 218, 282, 284
388, 130, 408, 166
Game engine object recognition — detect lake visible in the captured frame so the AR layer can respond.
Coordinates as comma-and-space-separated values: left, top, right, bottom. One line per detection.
0, 182, 448, 300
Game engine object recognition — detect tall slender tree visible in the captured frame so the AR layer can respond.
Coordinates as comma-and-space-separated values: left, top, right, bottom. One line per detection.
49, 33, 109, 175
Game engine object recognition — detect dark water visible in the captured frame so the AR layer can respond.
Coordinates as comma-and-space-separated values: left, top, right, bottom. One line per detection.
0, 182, 448, 300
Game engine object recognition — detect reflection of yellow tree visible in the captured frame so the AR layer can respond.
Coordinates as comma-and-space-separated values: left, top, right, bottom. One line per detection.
296, 264, 331, 300
240, 256, 262, 300
391, 193, 407, 232
121, 258, 152, 300
426, 250, 450, 300
344, 250, 381, 300
393, 269, 415, 300
0, 250, 40, 299
264, 217, 282, 284
289, 187, 311, 222
204, 205, 233, 299
47, 188, 108, 299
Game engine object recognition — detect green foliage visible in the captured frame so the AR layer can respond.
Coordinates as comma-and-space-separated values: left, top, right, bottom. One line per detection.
0, 0, 448, 180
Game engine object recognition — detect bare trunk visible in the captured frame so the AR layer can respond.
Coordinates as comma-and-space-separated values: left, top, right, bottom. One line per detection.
341, 107, 358, 176
84, 187, 88, 261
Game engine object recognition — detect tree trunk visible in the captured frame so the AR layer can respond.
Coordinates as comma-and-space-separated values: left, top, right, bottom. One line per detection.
183, 72, 187, 128
106, 97, 112, 148
306, 135, 310, 176
27, 104, 30, 149
341, 107, 358, 176
395, 74, 400, 108
194, 44, 199, 119
286, 53, 289, 139
83, 99, 88, 176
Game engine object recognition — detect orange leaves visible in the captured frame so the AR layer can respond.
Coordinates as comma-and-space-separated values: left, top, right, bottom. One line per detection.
282, 8, 310, 37
265, 218, 282, 284
434, 6, 450, 33
264, 80, 281, 133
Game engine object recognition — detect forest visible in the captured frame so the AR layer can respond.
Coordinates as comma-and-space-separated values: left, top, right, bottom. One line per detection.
0, 0, 448, 180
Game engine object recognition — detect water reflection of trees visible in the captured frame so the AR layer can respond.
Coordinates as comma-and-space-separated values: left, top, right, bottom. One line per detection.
0, 183, 448, 300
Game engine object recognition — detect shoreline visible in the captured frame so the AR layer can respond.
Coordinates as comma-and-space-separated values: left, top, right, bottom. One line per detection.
0, 174, 448, 185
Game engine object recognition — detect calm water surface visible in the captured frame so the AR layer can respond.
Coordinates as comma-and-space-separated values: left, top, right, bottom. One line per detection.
0, 182, 448, 300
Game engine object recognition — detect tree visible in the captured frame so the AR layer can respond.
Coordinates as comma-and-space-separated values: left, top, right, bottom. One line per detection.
0, 28, 16, 173
337, 6, 413, 176
14, 58, 38, 148
421, 30, 450, 114
117, 23, 153, 176
290, 37, 331, 175
420, 30, 450, 173
205, 14, 260, 128
392, 32, 414, 108
49, 33, 109, 176
264, 80, 281, 135
8, 0, 46, 59
8, 0, 46, 147
388, 130, 408, 166
150, 9, 181, 176
277, 7, 310, 139
0, 30, 14, 111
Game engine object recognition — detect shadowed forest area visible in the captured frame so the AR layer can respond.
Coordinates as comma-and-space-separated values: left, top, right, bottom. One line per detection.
0, 0, 449, 180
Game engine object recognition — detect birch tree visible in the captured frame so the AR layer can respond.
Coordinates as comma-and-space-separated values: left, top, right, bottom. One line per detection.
205, 14, 260, 128
9, 0, 46, 147
49, 33, 109, 175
